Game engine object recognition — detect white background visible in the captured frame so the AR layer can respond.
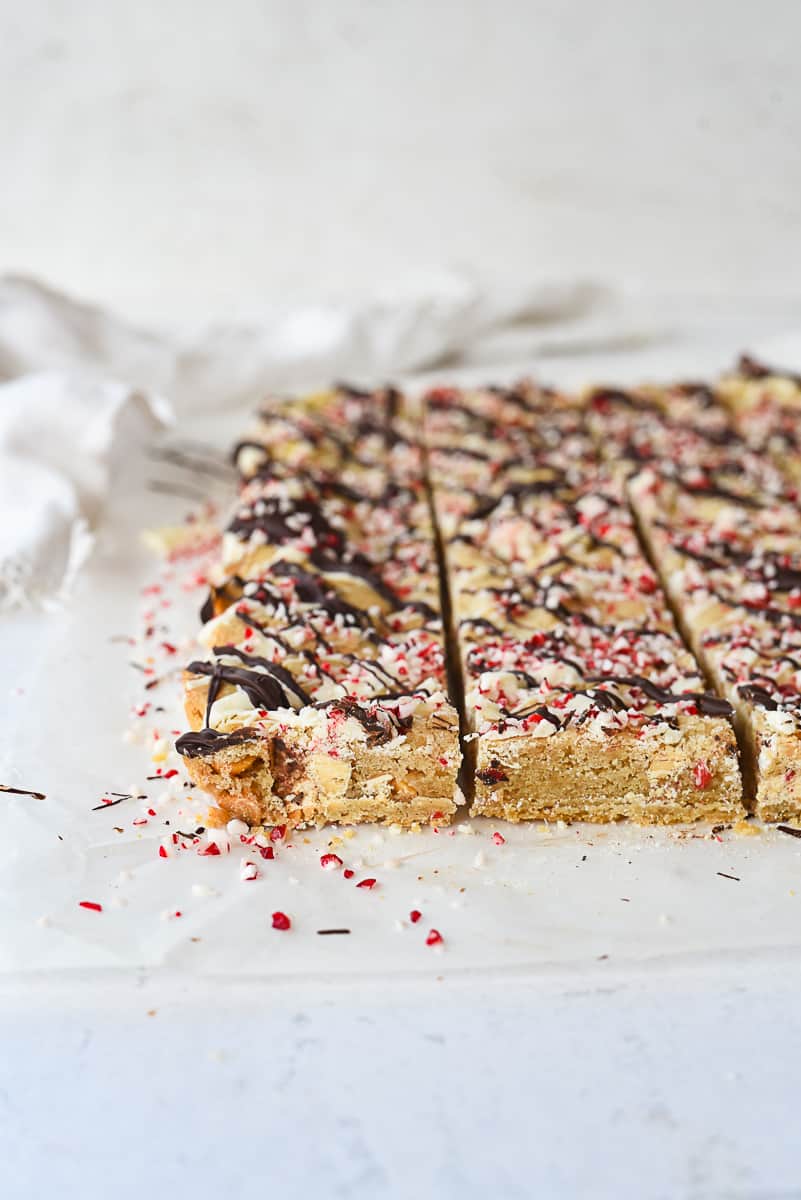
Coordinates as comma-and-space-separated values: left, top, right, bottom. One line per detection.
2, 0, 801, 323
3, 6, 801, 1198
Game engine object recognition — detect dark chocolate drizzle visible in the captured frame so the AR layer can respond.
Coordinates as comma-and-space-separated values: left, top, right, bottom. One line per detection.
175, 727, 259, 759
507, 702, 563, 727
666, 537, 801, 595
587, 674, 733, 716
316, 696, 406, 744
187, 654, 311, 726
228, 496, 346, 553
674, 475, 765, 510
736, 683, 779, 709
212, 646, 313, 705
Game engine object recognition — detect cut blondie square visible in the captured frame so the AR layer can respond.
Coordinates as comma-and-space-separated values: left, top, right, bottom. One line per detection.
628, 462, 801, 820
717, 355, 801, 482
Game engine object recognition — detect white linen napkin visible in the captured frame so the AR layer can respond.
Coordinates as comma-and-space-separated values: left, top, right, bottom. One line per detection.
0, 272, 606, 409
0, 372, 171, 608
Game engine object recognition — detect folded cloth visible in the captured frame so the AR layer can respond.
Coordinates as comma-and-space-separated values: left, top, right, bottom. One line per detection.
0, 272, 606, 410
0, 372, 171, 608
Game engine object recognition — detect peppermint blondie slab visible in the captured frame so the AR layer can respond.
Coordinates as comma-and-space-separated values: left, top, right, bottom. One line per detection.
424, 383, 743, 823
176, 386, 461, 828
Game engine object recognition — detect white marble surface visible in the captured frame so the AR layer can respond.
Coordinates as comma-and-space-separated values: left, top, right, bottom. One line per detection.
1, 0, 801, 323
4, 964, 801, 1200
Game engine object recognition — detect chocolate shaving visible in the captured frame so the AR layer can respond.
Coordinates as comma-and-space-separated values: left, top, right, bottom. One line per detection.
91, 792, 145, 811
737, 353, 801, 387
1, 784, 46, 800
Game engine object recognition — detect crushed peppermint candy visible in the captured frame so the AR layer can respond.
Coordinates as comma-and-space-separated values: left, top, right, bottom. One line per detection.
320, 853, 344, 870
